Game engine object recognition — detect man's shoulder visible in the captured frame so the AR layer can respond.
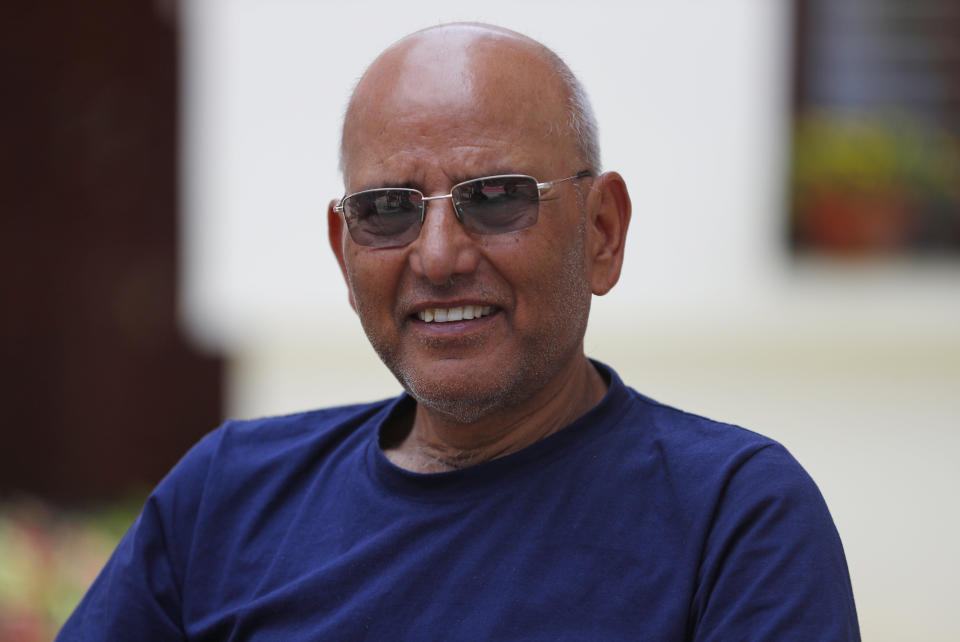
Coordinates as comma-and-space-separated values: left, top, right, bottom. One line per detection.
158, 395, 403, 498
600, 364, 778, 459
142, 396, 405, 558
612, 379, 825, 518
602, 371, 811, 500
218, 396, 400, 448
628, 389, 778, 454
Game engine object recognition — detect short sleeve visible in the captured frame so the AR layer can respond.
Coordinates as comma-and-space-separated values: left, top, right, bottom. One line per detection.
690, 444, 860, 641
56, 428, 222, 641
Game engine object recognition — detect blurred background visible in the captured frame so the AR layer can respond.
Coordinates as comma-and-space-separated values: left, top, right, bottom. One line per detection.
2, 0, 958, 639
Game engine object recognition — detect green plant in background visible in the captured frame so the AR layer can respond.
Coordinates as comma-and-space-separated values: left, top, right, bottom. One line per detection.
791, 109, 960, 253
0, 494, 145, 641
793, 110, 960, 200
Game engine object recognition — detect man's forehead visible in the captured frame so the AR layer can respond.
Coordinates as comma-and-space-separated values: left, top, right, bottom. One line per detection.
342, 114, 561, 193
346, 147, 541, 193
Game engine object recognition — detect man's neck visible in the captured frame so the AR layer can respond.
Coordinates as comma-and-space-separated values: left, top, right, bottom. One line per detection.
383, 357, 608, 473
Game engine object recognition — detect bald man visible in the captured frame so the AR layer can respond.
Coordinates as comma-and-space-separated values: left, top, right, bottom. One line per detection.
60, 24, 859, 641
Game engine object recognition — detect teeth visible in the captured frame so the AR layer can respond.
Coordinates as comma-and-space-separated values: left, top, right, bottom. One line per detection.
417, 305, 494, 323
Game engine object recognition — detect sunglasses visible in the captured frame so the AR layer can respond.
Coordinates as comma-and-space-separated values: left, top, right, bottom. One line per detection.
334, 170, 591, 248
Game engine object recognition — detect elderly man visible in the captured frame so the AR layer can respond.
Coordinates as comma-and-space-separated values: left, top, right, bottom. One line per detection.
61, 23, 859, 640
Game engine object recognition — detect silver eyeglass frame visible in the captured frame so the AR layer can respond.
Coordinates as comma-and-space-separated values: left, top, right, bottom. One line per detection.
333, 169, 592, 225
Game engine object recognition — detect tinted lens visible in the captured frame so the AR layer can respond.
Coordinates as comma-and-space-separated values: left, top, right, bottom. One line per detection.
452, 175, 540, 234
342, 188, 423, 247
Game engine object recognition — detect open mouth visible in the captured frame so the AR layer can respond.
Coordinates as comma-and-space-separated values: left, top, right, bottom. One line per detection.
416, 305, 494, 323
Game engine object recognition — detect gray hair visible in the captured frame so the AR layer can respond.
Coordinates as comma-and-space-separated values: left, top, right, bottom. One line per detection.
550, 55, 602, 175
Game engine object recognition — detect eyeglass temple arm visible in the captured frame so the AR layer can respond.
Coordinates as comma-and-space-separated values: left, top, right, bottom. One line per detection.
536, 169, 593, 191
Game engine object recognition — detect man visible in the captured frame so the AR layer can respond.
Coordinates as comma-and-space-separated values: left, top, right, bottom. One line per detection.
60, 23, 859, 640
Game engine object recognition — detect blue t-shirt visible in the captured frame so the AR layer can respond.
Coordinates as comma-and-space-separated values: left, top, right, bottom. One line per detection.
59, 364, 859, 640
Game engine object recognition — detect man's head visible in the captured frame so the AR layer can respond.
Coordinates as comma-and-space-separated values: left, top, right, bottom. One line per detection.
329, 23, 630, 424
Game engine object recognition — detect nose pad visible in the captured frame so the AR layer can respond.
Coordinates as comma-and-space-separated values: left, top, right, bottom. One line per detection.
409, 197, 479, 284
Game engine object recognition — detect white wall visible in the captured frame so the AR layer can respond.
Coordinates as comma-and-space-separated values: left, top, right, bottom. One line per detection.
179, 2, 960, 639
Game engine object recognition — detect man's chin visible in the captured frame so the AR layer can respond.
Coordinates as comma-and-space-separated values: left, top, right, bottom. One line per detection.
404, 378, 510, 425
393, 366, 527, 426
371, 338, 558, 425
413, 395, 501, 426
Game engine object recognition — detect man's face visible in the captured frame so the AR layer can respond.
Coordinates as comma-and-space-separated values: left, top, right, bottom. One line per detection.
334, 34, 595, 422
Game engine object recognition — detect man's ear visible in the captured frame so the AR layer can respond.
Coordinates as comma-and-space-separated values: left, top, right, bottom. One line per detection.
586, 171, 631, 295
327, 199, 357, 312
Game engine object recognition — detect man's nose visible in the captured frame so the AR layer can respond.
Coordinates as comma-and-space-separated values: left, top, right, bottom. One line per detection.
408, 198, 480, 284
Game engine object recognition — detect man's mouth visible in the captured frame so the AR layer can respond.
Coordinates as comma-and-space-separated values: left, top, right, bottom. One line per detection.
416, 305, 494, 323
